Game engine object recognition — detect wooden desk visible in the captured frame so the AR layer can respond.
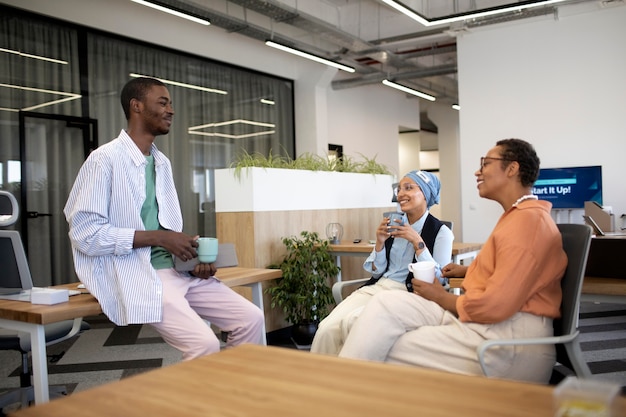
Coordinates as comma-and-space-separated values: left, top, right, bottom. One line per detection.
0, 267, 281, 404
451, 242, 484, 265
327, 241, 483, 281
11, 344, 626, 417
0, 286, 101, 404
581, 235, 626, 303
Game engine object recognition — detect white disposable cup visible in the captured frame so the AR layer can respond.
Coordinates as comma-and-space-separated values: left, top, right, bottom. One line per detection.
408, 261, 436, 283
197, 237, 218, 263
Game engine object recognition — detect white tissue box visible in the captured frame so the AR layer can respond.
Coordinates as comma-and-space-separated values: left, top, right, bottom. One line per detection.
30, 288, 69, 305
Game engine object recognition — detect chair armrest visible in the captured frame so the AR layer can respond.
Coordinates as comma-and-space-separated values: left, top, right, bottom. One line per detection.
332, 278, 371, 304
476, 331, 579, 376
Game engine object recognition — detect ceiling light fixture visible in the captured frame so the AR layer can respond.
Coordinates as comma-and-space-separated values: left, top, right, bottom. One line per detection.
265, 40, 355, 73
0, 83, 81, 113
189, 130, 276, 139
381, 0, 568, 26
130, 0, 210, 25
260, 99, 275, 105
129, 73, 227, 95
189, 119, 275, 130
0, 48, 68, 65
382, 80, 436, 101
188, 119, 276, 139
452, 104, 461, 110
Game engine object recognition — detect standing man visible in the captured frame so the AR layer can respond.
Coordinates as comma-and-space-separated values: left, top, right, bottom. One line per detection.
64, 77, 264, 360
338, 139, 566, 384
311, 170, 454, 355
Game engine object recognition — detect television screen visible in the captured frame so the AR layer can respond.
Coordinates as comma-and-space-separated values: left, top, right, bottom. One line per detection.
533, 165, 602, 209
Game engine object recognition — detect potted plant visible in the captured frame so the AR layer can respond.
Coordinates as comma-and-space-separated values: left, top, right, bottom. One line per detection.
266, 231, 340, 346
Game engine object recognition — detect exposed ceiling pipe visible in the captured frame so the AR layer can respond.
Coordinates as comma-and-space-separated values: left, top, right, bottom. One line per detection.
331, 63, 457, 90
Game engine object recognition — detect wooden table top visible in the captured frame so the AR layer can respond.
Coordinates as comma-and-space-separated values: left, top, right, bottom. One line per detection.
327, 240, 483, 255
0, 284, 100, 325
11, 344, 625, 417
215, 266, 282, 286
0, 267, 281, 326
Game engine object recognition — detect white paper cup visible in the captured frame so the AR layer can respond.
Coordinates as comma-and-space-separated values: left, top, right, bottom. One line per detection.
408, 261, 436, 283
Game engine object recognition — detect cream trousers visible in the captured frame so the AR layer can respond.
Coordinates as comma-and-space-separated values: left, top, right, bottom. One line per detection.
338, 290, 556, 384
311, 278, 406, 355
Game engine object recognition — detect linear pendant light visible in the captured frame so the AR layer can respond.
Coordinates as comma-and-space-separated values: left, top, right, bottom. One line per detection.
382, 80, 436, 101
0, 48, 68, 65
131, 0, 210, 25
381, 0, 568, 26
265, 41, 355, 73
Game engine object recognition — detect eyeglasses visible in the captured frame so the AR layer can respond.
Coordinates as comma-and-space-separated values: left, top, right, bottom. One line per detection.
394, 184, 421, 196
479, 156, 516, 171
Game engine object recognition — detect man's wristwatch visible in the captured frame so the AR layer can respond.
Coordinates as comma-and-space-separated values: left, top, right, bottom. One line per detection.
417, 241, 425, 250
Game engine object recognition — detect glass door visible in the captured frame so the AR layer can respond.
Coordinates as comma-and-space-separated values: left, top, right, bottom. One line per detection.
19, 111, 97, 286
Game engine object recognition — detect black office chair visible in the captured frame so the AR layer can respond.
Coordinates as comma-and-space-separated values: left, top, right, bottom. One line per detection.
0, 190, 89, 413
477, 223, 593, 383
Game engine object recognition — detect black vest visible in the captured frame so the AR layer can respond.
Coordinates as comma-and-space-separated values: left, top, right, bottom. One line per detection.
361, 213, 445, 292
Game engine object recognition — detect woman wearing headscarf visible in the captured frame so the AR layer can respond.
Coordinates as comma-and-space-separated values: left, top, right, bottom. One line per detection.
311, 170, 454, 355
338, 139, 566, 384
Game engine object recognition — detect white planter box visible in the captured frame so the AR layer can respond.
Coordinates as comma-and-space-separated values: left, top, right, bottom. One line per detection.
215, 167, 395, 212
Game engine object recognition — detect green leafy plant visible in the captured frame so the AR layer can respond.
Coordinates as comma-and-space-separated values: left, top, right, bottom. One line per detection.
231, 149, 392, 178
266, 231, 339, 325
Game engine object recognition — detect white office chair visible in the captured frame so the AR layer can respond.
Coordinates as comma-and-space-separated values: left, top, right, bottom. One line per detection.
0, 191, 89, 413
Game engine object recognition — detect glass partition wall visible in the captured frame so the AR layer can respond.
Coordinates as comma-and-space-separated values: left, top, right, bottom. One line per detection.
0, 6, 295, 285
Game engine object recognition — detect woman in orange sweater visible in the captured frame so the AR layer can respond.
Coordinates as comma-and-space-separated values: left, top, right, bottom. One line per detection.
338, 138, 567, 383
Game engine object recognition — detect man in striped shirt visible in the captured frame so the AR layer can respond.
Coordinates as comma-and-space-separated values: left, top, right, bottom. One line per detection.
64, 77, 264, 360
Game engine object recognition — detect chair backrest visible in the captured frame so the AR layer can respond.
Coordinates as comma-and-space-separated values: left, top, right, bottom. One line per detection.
0, 190, 19, 227
554, 223, 592, 339
441, 220, 453, 231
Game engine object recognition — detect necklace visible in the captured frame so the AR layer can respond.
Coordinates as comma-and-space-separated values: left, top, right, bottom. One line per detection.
512, 194, 538, 207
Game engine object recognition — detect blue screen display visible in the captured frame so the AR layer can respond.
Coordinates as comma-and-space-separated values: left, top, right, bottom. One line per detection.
533, 165, 602, 209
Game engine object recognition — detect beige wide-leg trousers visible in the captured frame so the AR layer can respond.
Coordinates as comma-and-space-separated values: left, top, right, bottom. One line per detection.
311, 278, 406, 355
338, 290, 556, 384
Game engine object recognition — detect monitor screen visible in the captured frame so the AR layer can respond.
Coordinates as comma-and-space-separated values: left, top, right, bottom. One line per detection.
533, 165, 602, 209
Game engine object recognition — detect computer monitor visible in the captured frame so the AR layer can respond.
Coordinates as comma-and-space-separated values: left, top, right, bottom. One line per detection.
0, 230, 34, 294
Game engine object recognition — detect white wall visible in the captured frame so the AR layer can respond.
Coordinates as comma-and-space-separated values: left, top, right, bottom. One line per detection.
399, 131, 421, 176
327, 84, 419, 177
427, 103, 461, 237
457, 3, 626, 243
3, 0, 419, 179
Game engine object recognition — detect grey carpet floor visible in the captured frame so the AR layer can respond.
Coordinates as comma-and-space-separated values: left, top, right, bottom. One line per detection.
1, 301, 625, 412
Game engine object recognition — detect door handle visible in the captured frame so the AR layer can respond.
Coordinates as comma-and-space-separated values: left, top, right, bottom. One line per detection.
27, 211, 53, 218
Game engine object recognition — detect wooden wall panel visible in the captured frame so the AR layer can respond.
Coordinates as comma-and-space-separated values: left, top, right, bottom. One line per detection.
216, 206, 395, 332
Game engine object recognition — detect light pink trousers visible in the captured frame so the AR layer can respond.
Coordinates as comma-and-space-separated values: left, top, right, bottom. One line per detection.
150, 268, 264, 361
338, 290, 556, 384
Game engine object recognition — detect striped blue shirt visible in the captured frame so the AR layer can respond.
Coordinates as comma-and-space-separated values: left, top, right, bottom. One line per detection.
63, 130, 183, 325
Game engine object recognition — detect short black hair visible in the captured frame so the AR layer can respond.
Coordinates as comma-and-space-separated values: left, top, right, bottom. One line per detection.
496, 138, 540, 187
120, 77, 166, 120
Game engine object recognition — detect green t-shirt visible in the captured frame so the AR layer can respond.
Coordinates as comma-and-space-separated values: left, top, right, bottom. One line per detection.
141, 155, 174, 270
